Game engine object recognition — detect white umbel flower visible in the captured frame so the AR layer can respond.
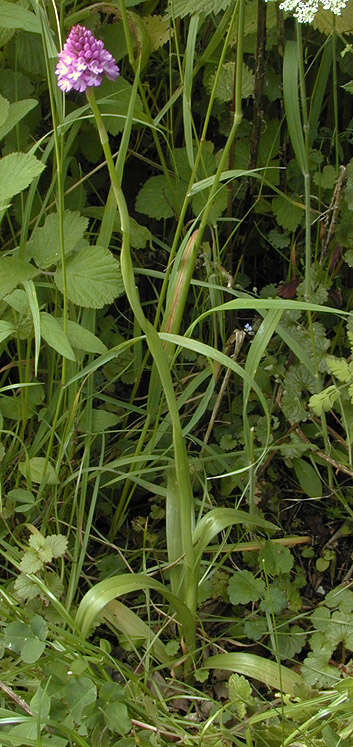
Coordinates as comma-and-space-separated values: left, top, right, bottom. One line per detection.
267, 0, 348, 23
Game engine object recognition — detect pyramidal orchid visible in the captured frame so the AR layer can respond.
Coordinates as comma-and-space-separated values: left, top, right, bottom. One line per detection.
55, 24, 120, 93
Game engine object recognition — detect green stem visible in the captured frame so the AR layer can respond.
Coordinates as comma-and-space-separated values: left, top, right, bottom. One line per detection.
332, 15, 339, 172
86, 86, 197, 654
296, 22, 311, 301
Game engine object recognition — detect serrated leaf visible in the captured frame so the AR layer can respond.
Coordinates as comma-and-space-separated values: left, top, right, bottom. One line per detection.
143, 14, 173, 51
29, 534, 53, 563
40, 312, 76, 361
208, 62, 254, 102
166, 0, 232, 18
19, 456, 58, 485
309, 385, 338, 416
14, 573, 40, 601
45, 534, 68, 559
19, 549, 43, 573
0, 257, 38, 299
228, 673, 252, 718
326, 354, 351, 382
313, 164, 337, 190
272, 195, 303, 232
260, 541, 293, 576
0, 98, 38, 141
293, 458, 322, 499
135, 173, 185, 219
313, 3, 353, 34
58, 318, 107, 354
301, 651, 339, 688
55, 244, 124, 308
29, 210, 88, 269
0, 152, 45, 208
228, 569, 265, 605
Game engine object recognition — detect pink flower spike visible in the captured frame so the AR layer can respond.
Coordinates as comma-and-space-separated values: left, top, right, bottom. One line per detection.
55, 24, 120, 93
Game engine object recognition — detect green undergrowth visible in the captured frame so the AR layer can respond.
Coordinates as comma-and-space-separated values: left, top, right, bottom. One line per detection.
1, 0, 353, 744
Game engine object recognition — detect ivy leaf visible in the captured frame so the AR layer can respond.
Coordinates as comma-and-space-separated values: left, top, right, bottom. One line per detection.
259, 585, 287, 614
65, 676, 97, 723
272, 195, 303, 232
301, 651, 339, 688
260, 542, 294, 576
55, 244, 124, 308
313, 164, 337, 190
29, 210, 88, 269
228, 570, 265, 605
276, 625, 306, 660
243, 616, 267, 642
102, 702, 131, 735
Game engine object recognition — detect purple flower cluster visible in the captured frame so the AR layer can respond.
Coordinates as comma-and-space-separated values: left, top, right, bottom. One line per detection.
56, 24, 120, 93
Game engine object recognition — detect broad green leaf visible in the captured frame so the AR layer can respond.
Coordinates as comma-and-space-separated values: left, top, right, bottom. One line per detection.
259, 585, 287, 614
21, 638, 45, 663
0, 152, 45, 208
202, 652, 310, 696
29, 210, 89, 269
0, 320, 15, 343
283, 41, 307, 175
103, 599, 171, 664
55, 244, 124, 308
228, 569, 265, 605
75, 573, 195, 639
30, 687, 50, 721
40, 312, 76, 361
0, 1, 40, 33
0, 258, 38, 299
19, 549, 43, 573
0, 98, 38, 141
293, 458, 322, 499
58, 318, 107, 355
19, 456, 58, 485
192, 508, 277, 564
